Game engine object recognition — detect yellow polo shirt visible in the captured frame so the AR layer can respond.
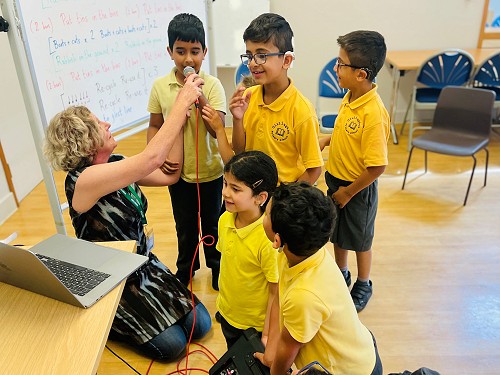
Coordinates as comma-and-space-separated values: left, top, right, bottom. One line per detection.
243, 80, 323, 183
147, 68, 226, 182
278, 248, 376, 375
326, 84, 389, 181
216, 211, 279, 331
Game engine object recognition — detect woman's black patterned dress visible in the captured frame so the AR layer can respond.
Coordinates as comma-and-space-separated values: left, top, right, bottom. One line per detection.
65, 154, 200, 345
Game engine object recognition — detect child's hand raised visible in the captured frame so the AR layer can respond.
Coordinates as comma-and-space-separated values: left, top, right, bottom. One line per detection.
229, 86, 251, 120
201, 104, 224, 132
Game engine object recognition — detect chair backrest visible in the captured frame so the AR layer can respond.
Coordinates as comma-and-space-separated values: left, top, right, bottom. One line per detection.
416, 49, 474, 89
318, 58, 346, 98
235, 63, 251, 86
433, 86, 495, 137
471, 52, 500, 87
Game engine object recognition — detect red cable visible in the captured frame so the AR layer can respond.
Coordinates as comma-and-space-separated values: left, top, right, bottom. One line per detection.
184, 104, 216, 375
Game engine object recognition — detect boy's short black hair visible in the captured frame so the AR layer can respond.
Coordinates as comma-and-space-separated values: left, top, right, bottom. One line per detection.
167, 13, 205, 50
243, 13, 293, 53
337, 30, 386, 81
270, 182, 335, 257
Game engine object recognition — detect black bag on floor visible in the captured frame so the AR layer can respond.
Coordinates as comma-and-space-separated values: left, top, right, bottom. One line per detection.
388, 367, 441, 375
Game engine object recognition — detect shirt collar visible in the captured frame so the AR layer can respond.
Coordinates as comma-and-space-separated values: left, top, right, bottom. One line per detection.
222, 212, 265, 239
281, 247, 326, 283
341, 83, 379, 110
253, 78, 295, 112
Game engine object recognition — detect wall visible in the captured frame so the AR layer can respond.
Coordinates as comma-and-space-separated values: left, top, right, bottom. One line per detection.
0, 6, 43, 225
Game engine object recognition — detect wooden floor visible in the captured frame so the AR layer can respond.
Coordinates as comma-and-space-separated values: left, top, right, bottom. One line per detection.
1, 127, 500, 375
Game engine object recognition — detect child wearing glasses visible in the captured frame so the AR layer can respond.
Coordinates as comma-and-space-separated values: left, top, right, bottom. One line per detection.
229, 13, 323, 184
257, 182, 383, 375
147, 13, 226, 290
320, 31, 390, 312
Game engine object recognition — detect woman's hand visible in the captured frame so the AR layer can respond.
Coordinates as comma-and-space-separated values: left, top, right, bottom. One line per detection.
177, 73, 204, 109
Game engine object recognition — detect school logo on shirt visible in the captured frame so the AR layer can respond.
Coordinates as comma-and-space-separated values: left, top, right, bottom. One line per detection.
271, 121, 290, 142
345, 116, 361, 134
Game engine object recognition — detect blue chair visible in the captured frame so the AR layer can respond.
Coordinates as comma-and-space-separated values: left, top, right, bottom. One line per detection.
316, 58, 347, 134
401, 49, 474, 150
471, 51, 500, 131
234, 62, 251, 86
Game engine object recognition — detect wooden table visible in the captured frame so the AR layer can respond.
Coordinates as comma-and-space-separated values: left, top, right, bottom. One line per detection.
385, 48, 500, 144
0, 240, 135, 375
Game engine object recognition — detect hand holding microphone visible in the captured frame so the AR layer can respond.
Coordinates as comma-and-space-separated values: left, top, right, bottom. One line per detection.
179, 66, 203, 111
183, 66, 201, 108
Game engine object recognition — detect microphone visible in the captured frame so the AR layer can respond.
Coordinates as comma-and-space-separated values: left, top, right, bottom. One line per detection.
183, 66, 199, 107
183, 66, 196, 77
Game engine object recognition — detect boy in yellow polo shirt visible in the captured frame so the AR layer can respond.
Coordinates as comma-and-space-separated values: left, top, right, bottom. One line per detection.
321, 30, 389, 312
257, 182, 382, 375
147, 13, 226, 289
229, 13, 323, 184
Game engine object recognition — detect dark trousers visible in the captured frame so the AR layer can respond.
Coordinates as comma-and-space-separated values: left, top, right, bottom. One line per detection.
220, 314, 261, 349
168, 177, 222, 276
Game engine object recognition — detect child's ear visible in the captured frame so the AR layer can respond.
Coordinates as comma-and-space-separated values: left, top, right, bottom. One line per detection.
167, 47, 173, 59
272, 233, 282, 249
357, 69, 368, 81
258, 191, 269, 207
203, 48, 208, 59
283, 51, 295, 69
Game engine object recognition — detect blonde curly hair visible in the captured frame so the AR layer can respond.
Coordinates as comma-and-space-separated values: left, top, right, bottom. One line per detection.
43, 106, 104, 171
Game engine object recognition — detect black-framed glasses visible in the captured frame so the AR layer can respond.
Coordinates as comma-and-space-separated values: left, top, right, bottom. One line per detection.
336, 60, 373, 78
240, 52, 285, 65
296, 361, 332, 375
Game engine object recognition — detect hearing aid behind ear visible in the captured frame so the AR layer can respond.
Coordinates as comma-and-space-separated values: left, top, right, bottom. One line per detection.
284, 51, 295, 68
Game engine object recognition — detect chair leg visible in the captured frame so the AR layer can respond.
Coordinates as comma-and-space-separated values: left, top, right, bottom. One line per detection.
407, 89, 416, 152
484, 148, 489, 187
400, 97, 412, 135
424, 151, 428, 173
464, 155, 477, 206
402, 146, 415, 190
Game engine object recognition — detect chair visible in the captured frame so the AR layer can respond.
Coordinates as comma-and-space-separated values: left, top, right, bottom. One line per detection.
401, 49, 475, 150
316, 57, 346, 134
470, 51, 500, 131
402, 86, 495, 206
234, 62, 251, 86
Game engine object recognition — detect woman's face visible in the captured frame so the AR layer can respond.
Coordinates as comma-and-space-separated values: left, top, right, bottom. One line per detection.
93, 115, 117, 156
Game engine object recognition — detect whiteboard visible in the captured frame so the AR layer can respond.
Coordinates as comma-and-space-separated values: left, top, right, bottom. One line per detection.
14, 0, 210, 132
212, 0, 269, 67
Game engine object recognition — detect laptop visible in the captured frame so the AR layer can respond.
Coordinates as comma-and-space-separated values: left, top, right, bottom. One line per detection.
209, 328, 270, 375
0, 234, 148, 308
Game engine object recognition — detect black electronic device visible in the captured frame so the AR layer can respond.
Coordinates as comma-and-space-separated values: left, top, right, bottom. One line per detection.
0, 16, 9, 32
209, 328, 270, 375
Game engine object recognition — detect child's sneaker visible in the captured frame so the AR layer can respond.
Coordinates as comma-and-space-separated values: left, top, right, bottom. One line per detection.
215, 311, 222, 323
343, 270, 352, 287
350, 280, 372, 312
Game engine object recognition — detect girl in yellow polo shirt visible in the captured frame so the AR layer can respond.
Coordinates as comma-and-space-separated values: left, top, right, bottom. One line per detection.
215, 150, 279, 348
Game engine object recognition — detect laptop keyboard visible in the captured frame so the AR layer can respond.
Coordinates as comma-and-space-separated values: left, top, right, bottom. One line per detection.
36, 254, 111, 296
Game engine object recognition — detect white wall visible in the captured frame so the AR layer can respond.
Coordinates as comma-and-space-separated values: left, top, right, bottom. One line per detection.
0, 7, 43, 224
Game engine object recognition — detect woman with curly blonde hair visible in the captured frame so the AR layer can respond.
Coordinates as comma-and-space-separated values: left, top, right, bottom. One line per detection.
43, 74, 212, 360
